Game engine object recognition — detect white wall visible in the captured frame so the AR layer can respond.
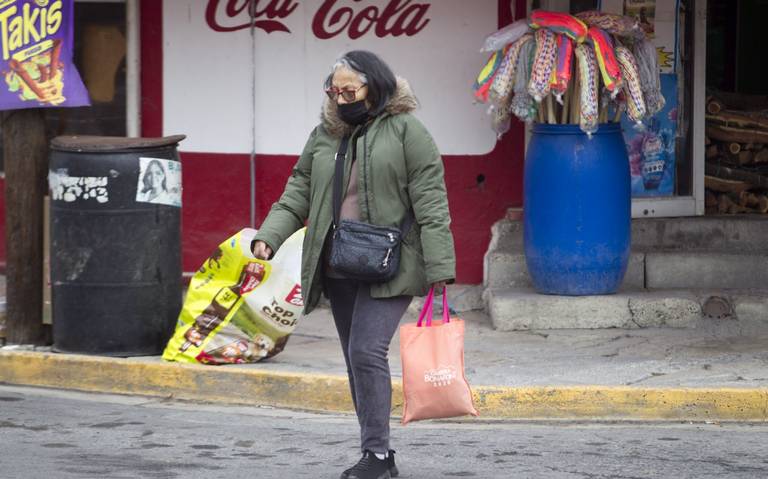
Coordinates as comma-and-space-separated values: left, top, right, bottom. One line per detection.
163, 0, 499, 155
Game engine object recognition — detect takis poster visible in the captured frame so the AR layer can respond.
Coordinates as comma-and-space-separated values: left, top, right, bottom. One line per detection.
0, 0, 89, 110
622, 73, 677, 197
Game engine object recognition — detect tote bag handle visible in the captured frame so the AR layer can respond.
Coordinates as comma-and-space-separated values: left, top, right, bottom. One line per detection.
416, 286, 450, 327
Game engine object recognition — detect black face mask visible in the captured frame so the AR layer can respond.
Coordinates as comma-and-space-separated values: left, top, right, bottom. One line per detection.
337, 100, 370, 126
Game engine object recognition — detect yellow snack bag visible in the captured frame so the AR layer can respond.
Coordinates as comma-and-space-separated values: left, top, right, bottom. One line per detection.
163, 228, 305, 364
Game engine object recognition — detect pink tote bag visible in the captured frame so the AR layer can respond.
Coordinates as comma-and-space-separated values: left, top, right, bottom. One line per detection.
400, 287, 478, 424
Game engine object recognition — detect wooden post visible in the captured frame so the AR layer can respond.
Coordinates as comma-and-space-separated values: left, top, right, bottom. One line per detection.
3, 109, 48, 345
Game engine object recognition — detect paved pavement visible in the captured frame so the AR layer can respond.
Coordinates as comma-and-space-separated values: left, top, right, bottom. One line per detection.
2, 385, 768, 479
255, 307, 768, 389
2, 302, 768, 422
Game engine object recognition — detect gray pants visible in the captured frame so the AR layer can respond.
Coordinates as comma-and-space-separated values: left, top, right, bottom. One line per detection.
324, 277, 412, 454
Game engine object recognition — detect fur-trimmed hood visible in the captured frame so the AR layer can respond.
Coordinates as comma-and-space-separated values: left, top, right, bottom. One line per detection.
321, 76, 419, 138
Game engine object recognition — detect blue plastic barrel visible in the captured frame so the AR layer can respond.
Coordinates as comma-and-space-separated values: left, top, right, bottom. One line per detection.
523, 123, 631, 295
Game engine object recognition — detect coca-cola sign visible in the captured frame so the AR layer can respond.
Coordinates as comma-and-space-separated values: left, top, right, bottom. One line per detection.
205, 0, 299, 33
206, 0, 432, 38
166, 0, 498, 156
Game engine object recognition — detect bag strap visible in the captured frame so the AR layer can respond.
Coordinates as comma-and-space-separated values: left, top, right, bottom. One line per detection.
332, 135, 351, 229
401, 211, 414, 237
333, 129, 414, 236
416, 286, 435, 327
417, 286, 450, 327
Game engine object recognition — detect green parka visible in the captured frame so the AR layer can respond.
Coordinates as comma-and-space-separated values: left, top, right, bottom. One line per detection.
253, 78, 456, 314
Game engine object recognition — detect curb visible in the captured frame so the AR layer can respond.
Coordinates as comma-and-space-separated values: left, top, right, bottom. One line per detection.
1, 351, 767, 422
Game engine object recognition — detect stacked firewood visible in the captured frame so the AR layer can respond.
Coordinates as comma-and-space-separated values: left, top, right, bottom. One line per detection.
705, 94, 768, 214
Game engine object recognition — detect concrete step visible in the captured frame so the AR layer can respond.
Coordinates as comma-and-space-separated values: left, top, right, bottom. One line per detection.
485, 215, 768, 291
485, 287, 768, 331
484, 251, 646, 290
490, 216, 768, 255
632, 216, 768, 254
646, 252, 768, 289
485, 250, 768, 291
486, 218, 524, 255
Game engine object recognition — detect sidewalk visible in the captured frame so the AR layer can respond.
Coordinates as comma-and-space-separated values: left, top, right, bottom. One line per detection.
2, 304, 768, 422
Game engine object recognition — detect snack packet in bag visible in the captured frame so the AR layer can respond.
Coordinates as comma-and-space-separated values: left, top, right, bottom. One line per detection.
163, 228, 305, 365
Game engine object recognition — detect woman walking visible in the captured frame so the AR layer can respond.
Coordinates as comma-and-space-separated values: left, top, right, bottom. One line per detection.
251, 50, 455, 479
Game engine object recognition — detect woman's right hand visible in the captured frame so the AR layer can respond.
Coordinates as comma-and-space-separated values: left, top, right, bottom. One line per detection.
251, 240, 273, 260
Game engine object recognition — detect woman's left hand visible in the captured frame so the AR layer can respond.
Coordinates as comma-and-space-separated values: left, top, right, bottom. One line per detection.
432, 281, 447, 292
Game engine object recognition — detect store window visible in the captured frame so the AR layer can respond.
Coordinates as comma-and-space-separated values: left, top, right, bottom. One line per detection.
0, 1, 127, 173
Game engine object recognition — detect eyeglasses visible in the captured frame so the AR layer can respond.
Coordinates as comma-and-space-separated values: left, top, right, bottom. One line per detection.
325, 84, 366, 102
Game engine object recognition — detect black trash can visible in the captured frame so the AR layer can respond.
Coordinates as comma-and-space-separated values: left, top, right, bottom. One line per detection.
49, 135, 185, 356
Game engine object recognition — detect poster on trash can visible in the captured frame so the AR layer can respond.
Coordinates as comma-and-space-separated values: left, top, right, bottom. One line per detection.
136, 157, 182, 207
0, 0, 90, 110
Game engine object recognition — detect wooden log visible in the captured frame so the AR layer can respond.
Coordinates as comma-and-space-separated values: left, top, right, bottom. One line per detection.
722, 147, 741, 164
758, 197, 768, 213
706, 144, 719, 160
729, 142, 764, 151
708, 91, 768, 111
716, 192, 727, 213
754, 149, 768, 164
738, 150, 754, 165
738, 191, 768, 213
706, 124, 768, 145
738, 191, 753, 207
704, 175, 752, 193
717, 193, 738, 214
705, 189, 719, 207
705, 136, 711, 146
707, 98, 724, 115
3, 109, 49, 345
707, 111, 768, 131
705, 162, 768, 189
728, 142, 741, 155
718, 193, 754, 214
742, 142, 765, 150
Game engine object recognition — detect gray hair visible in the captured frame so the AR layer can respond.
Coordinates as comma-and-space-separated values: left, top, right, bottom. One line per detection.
324, 51, 397, 116
331, 57, 368, 84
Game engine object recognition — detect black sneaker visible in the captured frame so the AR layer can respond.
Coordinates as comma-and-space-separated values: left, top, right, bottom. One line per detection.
387, 450, 399, 477
341, 450, 398, 478
341, 450, 392, 479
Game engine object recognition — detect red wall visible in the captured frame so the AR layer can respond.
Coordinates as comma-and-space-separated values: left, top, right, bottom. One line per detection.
141, 0, 526, 283
171, 144, 523, 280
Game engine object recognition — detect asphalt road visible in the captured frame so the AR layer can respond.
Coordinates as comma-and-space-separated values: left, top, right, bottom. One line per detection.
1, 386, 767, 479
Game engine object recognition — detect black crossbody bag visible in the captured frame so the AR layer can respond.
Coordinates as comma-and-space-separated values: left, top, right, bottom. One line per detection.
329, 131, 413, 283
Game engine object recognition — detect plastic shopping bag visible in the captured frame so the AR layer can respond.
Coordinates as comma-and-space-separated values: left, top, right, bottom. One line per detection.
162, 228, 305, 365
399, 287, 478, 424
481, 18, 531, 52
